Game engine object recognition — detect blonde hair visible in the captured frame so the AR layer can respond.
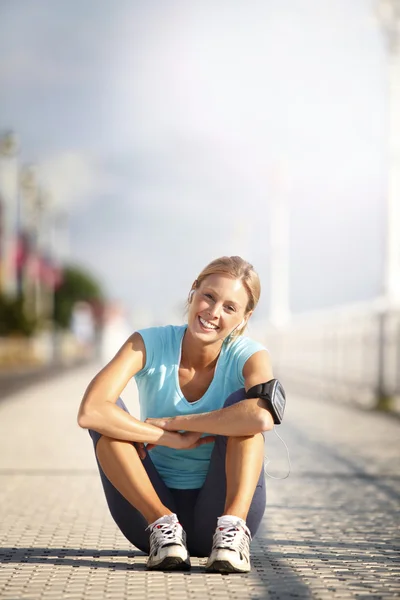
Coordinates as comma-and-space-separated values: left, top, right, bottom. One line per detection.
188, 256, 261, 338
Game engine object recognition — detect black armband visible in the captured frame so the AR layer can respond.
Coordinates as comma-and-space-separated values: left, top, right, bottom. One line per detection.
245, 379, 286, 424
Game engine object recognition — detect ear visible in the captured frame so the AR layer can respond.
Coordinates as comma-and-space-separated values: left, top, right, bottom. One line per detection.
188, 281, 198, 304
242, 311, 253, 327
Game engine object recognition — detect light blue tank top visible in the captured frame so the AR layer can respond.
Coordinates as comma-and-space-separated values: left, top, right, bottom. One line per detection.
134, 324, 265, 489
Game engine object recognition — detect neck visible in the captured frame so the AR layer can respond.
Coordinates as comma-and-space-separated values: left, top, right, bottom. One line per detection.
180, 329, 223, 370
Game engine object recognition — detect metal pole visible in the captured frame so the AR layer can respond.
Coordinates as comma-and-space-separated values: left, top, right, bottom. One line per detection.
0, 131, 20, 299
376, 0, 400, 409
377, 0, 400, 307
268, 162, 291, 328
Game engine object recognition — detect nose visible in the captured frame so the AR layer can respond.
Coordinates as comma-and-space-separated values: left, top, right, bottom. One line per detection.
207, 303, 222, 320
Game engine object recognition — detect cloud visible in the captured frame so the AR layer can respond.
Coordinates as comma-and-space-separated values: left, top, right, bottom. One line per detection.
36, 152, 113, 211
0, 1, 119, 93
0, 0, 387, 318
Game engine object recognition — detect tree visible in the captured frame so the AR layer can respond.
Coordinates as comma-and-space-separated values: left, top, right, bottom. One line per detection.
53, 264, 105, 329
0, 294, 37, 336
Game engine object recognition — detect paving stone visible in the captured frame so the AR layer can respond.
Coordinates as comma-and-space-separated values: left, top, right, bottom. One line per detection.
0, 364, 399, 599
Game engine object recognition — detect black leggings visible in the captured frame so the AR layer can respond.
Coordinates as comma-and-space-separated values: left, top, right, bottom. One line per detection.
89, 389, 266, 557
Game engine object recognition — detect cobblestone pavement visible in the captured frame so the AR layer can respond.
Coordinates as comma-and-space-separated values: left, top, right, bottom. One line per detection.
0, 364, 399, 599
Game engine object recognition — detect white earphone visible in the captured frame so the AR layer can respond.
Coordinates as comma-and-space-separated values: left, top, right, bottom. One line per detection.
230, 319, 245, 335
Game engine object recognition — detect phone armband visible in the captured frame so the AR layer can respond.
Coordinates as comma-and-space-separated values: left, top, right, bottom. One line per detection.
245, 379, 286, 424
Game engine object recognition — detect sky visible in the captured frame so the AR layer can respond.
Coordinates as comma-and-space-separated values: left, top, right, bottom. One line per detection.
0, 0, 388, 326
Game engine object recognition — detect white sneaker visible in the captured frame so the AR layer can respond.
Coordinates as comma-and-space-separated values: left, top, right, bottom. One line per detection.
206, 516, 252, 573
146, 514, 191, 571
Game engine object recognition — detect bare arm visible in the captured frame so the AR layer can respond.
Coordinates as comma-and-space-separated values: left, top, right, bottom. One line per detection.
146, 349, 275, 436
77, 333, 213, 449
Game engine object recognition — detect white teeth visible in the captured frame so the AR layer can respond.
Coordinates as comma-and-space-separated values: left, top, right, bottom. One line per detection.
199, 317, 218, 330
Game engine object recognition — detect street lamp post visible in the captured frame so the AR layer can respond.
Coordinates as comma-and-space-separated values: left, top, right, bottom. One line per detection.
19, 165, 52, 322
268, 161, 291, 328
20, 165, 67, 326
374, 1, 400, 407
377, 0, 400, 307
0, 131, 20, 299
32, 189, 50, 321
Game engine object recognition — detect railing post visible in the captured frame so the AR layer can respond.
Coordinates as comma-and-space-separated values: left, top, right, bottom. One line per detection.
376, 308, 392, 410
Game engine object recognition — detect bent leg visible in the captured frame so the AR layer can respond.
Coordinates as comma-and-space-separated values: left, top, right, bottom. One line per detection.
89, 398, 177, 553
190, 389, 266, 557
224, 432, 265, 520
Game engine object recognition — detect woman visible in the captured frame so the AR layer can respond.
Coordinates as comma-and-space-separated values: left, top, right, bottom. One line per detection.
78, 256, 275, 573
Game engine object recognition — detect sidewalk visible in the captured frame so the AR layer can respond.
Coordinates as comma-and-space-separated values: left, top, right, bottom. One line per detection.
0, 359, 90, 402
0, 364, 399, 599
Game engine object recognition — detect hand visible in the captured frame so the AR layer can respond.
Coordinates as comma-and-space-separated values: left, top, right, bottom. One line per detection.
134, 442, 156, 459
173, 431, 216, 450
134, 430, 215, 458
136, 416, 179, 458
145, 418, 215, 449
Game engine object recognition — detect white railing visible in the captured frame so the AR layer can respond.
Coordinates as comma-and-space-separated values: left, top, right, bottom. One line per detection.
263, 300, 400, 412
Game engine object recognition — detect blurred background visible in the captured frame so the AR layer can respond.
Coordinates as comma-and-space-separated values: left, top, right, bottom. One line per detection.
0, 0, 399, 412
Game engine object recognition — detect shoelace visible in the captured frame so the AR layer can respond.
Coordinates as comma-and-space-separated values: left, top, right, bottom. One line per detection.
214, 518, 251, 551
146, 516, 184, 546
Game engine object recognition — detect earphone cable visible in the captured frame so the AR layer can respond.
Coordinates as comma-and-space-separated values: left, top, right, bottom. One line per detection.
264, 427, 291, 480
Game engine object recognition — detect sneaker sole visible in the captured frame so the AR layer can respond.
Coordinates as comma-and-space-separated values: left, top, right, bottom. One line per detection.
206, 560, 250, 574
147, 556, 191, 571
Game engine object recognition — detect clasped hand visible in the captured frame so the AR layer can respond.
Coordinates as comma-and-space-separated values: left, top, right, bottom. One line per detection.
135, 417, 215, 459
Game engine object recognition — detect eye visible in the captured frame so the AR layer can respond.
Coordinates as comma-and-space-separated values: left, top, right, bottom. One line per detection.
204, 293, 214, 301
225, 305, 236, 313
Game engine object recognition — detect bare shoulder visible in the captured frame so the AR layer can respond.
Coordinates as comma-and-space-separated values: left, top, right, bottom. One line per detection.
102, 331, 146, 378
80, 332, 146, 407
122, 331, 146, 356
242, 349, 274, 391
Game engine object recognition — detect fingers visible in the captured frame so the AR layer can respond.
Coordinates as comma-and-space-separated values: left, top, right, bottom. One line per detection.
146, 418, 168, 429
197, 435, 216, 446
182, 435, 216, 450
134, 442, 146, 460
134, 441, 159, 459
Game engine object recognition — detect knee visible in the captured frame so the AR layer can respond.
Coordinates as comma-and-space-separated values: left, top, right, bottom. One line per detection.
92, 432, 110, 460
226, 432, 265, 466
228, 431, 264, 444
89, 430, 114, 454
214, 389, 257, 449
93, 434, 139, 466
88, 427, 102, 450
223, 388, 246, 409
95, 435, 135, 455
115, 397, 128, 411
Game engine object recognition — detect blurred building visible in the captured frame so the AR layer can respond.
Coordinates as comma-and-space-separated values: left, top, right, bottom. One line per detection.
100, 301, 131, 364
0, 131, 64, 327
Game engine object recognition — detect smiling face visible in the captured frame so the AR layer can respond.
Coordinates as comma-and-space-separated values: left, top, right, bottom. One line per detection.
187, 274, 251, 344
